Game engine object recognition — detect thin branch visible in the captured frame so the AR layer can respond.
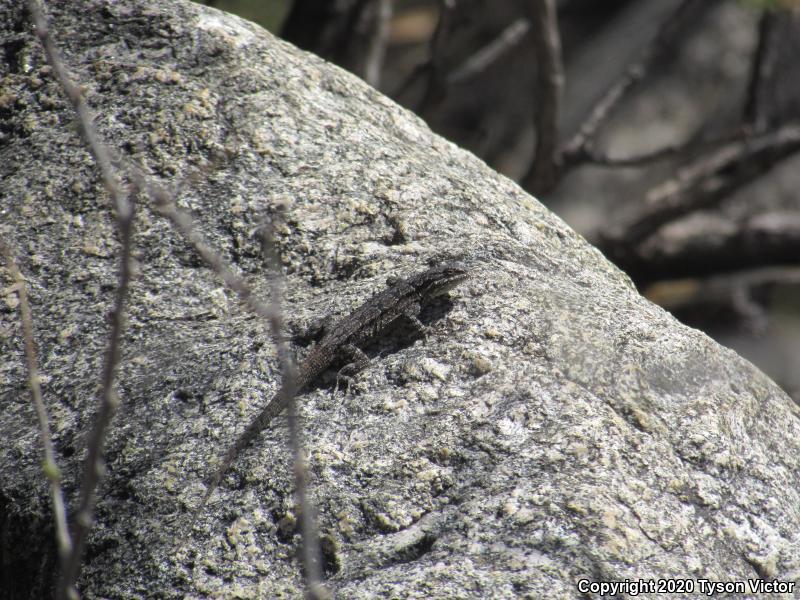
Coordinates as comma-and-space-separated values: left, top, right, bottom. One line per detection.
25, 0, 132, 224
521, 0, 563, 195
393, 0, 457, 109
134, 174, 280, 324
428, 0, 456, 76
644, 265, 800, 333
446, 17, 530, 86
25, 2, 135, 599
598, 124, 800, 264
562, 0, 713, 162
629, 209, 800, 284
334, 0, 372, 66
578, 126, 750, 168
63, 201, 133, 600
364, 0, 393, 88
137, 173, 329, 596
137, 174, 294, 513
636, 126, 800, 238
395, 10, 529, 111
415, 0, 457, 112
743, 9, 779, 132
0, 241, 73, 567
259, 223, 328, 600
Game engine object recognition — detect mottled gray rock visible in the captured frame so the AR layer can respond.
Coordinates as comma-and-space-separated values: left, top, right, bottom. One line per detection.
2, 1, 800, 598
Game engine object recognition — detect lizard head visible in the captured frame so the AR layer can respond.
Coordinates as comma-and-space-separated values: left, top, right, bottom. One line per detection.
417, 263, 470, 297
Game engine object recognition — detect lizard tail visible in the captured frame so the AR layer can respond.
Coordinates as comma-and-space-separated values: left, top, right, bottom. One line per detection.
193, 386, 294, 516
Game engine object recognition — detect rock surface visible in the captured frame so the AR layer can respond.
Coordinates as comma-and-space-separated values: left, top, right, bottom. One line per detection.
2, 1, 800, 598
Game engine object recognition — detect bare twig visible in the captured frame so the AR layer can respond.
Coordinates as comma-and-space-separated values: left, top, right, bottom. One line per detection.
644, 265, 800, 333
579, 126, 750, 168
258, 223, 328, 600
521, 0, 563, 195
364, 0, 394, 88
25, 2, 135, 599
446, 17, 530, 86
598, 125, 800, 268
416, 0, 457, 112
135, 175, 280, 324
25, 0, 132, 222
428, 0, 456, 75
395, 9, 529, 112
393, 0, 457, 109
562, 0, 713, 163
0, 241, 73, 568
625, 209, 800, 284
633, 126, 800, 240
63, 204, 133, 600
743, 9, 779, 132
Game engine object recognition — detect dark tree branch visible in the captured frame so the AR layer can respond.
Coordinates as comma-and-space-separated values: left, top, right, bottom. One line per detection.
446, 17, 530, 86
414, 0, 457, 112
578, 127, 750, 168
364, 0, 394, 87
392, 0, 453, 104
645, 265, 800, 334
521, 0, 563, 195
281, 0, 371, 68
641, 210, 800, 281
743, 9, 779, 132
562, 0, 715, 164
395, 11, 529, 113
626, 125, 800, 244
597, 126, 800, 280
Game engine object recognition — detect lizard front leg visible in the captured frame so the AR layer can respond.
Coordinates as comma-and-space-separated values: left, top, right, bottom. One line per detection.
402, 302, 430, 339
334, 344, 370, 395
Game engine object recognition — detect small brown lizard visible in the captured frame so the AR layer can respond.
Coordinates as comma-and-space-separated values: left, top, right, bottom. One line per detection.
198, 262, 469, 509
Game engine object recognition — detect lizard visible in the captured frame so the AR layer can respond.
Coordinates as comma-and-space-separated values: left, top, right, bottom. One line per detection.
197, 262, 470, 510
